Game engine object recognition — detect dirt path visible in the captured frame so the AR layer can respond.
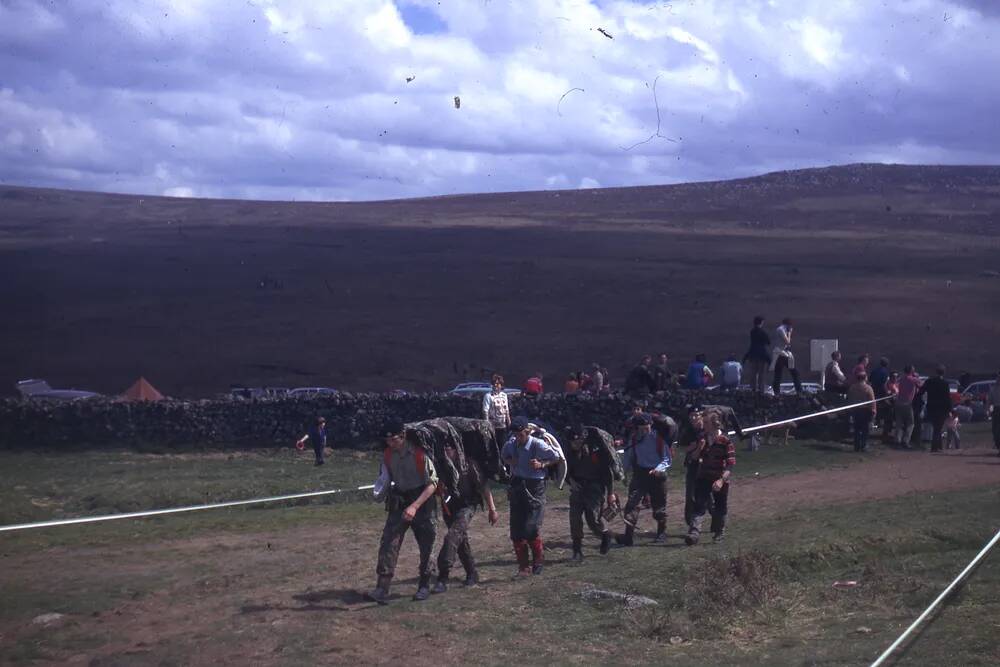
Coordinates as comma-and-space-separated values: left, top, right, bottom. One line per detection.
2, 446, 998, 665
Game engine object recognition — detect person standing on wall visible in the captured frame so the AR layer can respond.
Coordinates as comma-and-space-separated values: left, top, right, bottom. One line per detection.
771, 317, 803, 395
743, 316, 771, 394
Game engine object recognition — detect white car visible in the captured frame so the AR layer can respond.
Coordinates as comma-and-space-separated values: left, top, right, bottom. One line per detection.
448, 382, 522, 398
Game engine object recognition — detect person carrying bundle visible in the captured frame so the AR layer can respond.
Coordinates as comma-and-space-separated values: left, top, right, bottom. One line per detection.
367, 420, 439, 605
685, 410, 735, 545
563, 423, 623, 561
501, 416, 561, 576
616, 413, 672, 546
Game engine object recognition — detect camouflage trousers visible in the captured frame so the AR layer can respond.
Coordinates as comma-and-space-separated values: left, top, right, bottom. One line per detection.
569, 479, 608, 545
436, 506, 477, 581
376, 497, 437, 585
623, 467, 668, 525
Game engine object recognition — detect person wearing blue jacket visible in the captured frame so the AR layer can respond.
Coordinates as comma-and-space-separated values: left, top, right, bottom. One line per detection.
501, 416, 560, 576
616, 413, 672, 546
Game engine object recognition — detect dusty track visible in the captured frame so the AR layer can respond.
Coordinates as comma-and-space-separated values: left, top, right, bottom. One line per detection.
1, 447, 998, 665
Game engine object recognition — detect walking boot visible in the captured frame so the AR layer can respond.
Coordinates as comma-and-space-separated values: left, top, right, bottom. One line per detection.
713, 530, 725, 543
615, 525, 634, 547
599, 531, 612, 555
431, 577, 448, 594
654, 519, 668, 544
365, 576, 392, 605
513, 540, 531, 577
529, 538, 545, 575
685, 529, 700, 546
463, 571, 480, 587
413, 577, 431, 601
570, 540, 584, 562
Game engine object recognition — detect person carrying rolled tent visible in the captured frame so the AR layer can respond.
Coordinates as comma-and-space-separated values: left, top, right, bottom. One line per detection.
563, 423, 623, 561
366, 420, 439, 605
482, 374, 512, 447
616, 413, 672, 546
296, 416, 328, 466
501, 415, 560, 576
685, 410, 735, 545
432, 440, 499, 594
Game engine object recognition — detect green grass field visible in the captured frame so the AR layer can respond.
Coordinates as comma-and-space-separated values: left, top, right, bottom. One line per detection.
1, 430, 998, 665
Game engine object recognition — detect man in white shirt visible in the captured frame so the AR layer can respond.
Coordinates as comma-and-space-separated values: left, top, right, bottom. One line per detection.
824, 351, 848, 394
482, 374, 512, 446
770, 317, 803, 395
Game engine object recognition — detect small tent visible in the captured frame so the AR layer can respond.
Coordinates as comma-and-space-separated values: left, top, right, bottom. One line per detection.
121, 377, 165, 402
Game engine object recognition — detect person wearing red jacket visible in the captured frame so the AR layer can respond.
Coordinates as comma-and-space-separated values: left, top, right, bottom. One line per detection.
685, 410, 735, 545
523, 373, 544, 397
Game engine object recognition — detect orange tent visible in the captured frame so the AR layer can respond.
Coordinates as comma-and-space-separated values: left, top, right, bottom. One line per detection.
121, 377, 165, 401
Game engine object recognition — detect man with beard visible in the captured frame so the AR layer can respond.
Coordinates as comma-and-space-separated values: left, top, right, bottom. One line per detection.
563, 423, 623, 561
616, 413, 672, 546
367, 420, 439, 605
431, 441, 499, 594
501, 416, 561, 576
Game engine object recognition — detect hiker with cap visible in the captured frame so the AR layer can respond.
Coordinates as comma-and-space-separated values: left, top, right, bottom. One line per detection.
680, 405, 707, 527
432, 440, 499, 594
685, 409, 736, 545
616, 412, 672, 546
563, 423, 622, 561
501, 415, 560, 576
366, 420, 439, 604
296, 416, 328, 466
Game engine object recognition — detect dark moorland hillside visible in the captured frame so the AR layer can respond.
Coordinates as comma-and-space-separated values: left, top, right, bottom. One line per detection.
1, 163, 998, 397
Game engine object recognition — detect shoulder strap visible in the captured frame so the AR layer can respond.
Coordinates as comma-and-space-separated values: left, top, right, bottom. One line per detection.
414, 446, 425, 476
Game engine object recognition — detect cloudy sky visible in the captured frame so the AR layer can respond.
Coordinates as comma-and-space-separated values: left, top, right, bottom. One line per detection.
1, 0, 998, 201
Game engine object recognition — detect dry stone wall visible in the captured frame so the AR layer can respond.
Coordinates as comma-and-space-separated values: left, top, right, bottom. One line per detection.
0, 390, 834, 449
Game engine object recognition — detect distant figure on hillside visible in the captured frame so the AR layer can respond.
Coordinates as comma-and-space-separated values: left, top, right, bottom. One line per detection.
744, 316, 771, 394
686, 354, 714, 390
482, 374, 512, 446
296, 416, 328, 466
523, 372, 544, 397
824, 351, 848, 394
846, 371, 876, 453
770, 318, 803, 395
917, 365, 952, 453
564, 373, 580, 395
577, 369, 592, 392
653, 353, 673, 392
625, 355, 656, 398
720, 354, 742, 390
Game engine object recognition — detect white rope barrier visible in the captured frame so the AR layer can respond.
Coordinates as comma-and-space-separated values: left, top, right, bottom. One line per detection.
0, 484, 375, 534
0, 395, 890, 534
870, 527, 1000, 667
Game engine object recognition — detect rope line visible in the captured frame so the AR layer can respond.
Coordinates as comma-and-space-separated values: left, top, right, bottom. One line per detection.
870, 526, 1000, 666
0, 395, 889, 534
0, 485, 375, 533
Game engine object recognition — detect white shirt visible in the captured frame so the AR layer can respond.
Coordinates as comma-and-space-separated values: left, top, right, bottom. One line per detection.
482, 390, 511, 427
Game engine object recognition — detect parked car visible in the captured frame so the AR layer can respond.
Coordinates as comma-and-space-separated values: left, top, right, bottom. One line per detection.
961, 380, 996, 404
16, 378, 101, 401
288, 387, 339, 399
229, 386, 289, 400
448, 382, 522, 398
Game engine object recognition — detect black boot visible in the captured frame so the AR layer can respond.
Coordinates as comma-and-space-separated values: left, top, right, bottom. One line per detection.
366, 576, 391, 605
413, 576, 431, 601
615, 525, 634, 547
570, 541, 584, 562
654, 519, 667, 543
599, 532, 612, 555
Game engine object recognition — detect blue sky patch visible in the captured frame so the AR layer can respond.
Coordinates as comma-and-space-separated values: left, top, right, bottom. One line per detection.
395, 1, 448, 35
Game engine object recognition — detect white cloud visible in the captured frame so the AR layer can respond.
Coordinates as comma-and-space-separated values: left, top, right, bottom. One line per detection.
0, 0, 998, 200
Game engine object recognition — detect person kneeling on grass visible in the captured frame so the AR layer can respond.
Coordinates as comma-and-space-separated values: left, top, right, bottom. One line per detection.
432, 442, 499, 594
367, 420, 438, 605
686, 411, 735, 545
502, 416, 560, 576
